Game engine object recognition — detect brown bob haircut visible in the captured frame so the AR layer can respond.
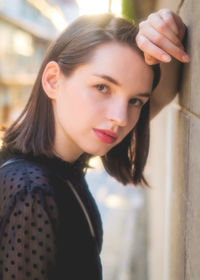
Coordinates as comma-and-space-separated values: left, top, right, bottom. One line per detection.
1, 13, 160, 186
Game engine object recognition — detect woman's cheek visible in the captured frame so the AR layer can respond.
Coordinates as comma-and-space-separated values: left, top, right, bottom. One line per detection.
128, 108, 141, 128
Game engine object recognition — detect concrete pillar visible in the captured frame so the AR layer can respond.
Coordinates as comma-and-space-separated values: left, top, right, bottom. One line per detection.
147, 0, 200, 279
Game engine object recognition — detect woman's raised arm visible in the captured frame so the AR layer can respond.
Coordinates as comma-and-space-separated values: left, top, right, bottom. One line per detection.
136, 8, 190, 119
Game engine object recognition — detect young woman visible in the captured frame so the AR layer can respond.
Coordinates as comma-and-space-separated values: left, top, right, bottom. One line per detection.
0, 9, 189, 280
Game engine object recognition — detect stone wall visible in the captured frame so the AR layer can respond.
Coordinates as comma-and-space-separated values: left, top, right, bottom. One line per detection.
146, 0, 200, 279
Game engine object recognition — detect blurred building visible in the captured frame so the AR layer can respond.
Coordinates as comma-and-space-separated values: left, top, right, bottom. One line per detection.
0, 0, 78, 127
0, 13, 49, 126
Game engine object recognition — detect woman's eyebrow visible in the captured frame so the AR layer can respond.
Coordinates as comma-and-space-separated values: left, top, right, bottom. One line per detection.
134, 93, 150, 98
93, 74, 151, 97
93, 74, 121, 86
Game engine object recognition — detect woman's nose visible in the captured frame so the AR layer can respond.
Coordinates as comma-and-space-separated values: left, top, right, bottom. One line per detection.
106, 99, 128, 127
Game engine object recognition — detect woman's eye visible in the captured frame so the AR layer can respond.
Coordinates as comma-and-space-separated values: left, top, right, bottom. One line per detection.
95, 84, 109, 94
129, 98, 144, 107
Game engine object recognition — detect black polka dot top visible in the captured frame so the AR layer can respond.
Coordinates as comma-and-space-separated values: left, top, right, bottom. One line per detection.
0, 151, 103, 280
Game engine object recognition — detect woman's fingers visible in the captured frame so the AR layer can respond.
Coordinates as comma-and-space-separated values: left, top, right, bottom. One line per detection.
138, 25, 189, 62
144, 53, 160, 65
159, 9, 186, 42
148, 12, 181, 46
171, 12, 186, 41
137, 9, 190, 64
158, 9, 179, 36
136, 31, 189, 63
136, 34, 172, 63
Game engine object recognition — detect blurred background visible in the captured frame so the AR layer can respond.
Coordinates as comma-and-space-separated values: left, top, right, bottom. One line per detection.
0, 0, 199, 280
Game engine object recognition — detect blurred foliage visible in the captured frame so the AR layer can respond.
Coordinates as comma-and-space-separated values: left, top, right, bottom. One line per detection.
121, 0, 136, 23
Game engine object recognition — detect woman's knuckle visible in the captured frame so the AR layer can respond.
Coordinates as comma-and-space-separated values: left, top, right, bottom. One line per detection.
136, 36, 148, 49
164, 16, 173, 24
157, 22, 167, 33
154, 34, 164, 45
148, 13, 155, 20
139, 21, 145, 28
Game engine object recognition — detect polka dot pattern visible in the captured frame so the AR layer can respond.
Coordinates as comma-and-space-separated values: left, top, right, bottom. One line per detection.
0, 161, 58, 279
0, 155, 103, 279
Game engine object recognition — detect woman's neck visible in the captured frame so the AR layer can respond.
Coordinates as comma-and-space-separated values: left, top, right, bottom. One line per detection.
52, 136, 83, 163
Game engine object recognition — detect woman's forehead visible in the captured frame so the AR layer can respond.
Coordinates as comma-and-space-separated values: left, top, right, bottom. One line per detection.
88, 42, 151, 71
84, 42, 154, 88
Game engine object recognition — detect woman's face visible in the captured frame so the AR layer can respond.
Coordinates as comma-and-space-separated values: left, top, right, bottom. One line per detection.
50, 42, 154, 161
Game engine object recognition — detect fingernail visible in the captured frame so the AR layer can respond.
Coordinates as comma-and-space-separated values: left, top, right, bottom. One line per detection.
162, 54, 171, 62
182, 54, 190, 62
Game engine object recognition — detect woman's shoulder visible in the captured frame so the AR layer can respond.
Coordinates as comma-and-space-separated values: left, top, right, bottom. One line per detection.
0, 156, 55, 198
0, 156, 60, 224
0, 151, 87, 213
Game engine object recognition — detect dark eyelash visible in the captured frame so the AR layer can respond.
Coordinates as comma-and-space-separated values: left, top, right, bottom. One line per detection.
95, 84, 109, 93
129, 98, 144, 106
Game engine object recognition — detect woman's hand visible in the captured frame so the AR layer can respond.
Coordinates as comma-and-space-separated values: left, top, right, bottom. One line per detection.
136, 9, 190, 65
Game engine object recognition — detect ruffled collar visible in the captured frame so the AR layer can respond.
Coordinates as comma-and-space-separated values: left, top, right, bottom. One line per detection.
1, 148, 86, 180
26, 153, 85, 179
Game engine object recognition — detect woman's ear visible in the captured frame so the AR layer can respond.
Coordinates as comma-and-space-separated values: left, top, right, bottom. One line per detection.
42, 61, 61, 99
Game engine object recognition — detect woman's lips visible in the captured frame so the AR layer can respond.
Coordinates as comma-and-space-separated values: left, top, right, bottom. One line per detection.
93, 129, 118, 144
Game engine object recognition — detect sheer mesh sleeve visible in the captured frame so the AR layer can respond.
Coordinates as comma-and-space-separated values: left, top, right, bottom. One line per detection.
0, 164, 59, 280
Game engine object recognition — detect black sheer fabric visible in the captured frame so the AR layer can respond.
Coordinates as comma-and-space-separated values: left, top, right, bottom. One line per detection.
0, 152, 103, 280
